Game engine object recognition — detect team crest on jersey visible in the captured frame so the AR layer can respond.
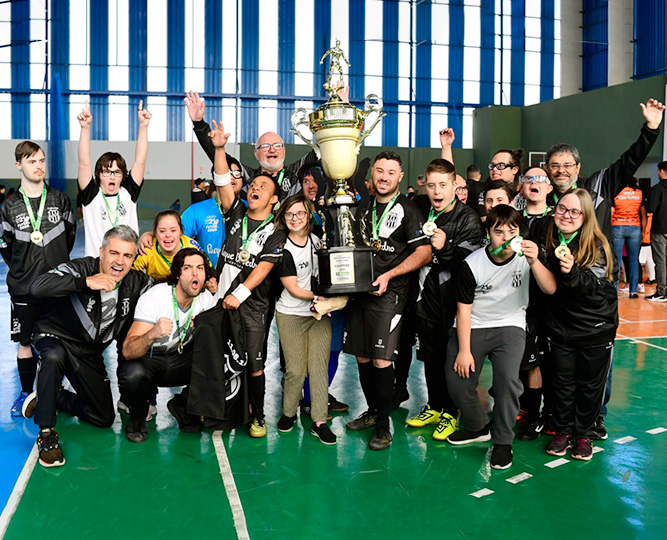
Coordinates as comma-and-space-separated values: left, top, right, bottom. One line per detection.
86, 298, 96, 312
47, 207, 61, 223
254, 229, 270, 247
385, 212, 399, 230
121, 298, 131, 317
511, 270, 524, 288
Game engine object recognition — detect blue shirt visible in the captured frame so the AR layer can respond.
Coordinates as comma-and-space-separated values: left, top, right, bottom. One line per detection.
181, 197, 225, 267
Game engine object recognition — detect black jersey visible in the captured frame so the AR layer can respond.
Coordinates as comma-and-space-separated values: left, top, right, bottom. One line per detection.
0, 185, 76, 300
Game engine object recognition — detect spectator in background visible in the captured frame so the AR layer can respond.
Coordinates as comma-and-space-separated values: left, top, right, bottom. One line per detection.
646, 161, 667, 302
7, 188, 16, 199
454, 175, 469, 204
466, 164, 482, 182
639, 213, 656, 286
406, 186, 415, 199
170, 199, 181, 212
612, 178, 645, 298
415, 174, 426, 195
0, 185, 6, 205
191, 178, 209, 205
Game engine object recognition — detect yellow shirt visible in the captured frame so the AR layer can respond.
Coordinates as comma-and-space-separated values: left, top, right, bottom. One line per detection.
133, 235, 204, 281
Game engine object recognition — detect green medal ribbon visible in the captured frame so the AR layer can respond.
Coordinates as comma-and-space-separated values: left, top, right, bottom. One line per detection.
277, 168, 285, 187
553, 183, 577, 204
372, 193, 400, 242
558, 229, 578, 248
103, 193, 121, 226
19, 185, 47, 235
172, 286, 196, 351
241, 214, 274, 251
523, 206, 550, 218
428, 197, 456, 223
156, 238, 184, 268
490, 236, 521, 256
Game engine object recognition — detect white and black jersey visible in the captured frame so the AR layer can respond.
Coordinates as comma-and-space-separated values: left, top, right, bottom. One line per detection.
79, 174, 142, 257
215, 198, 285, 328
456, 247, 531, 330
277, 234, 320, 316
0, 185, 76, 300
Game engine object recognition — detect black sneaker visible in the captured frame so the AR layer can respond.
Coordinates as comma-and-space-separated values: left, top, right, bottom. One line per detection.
646, 293, 667, 302
517, 418, 545, 441
390, 387, 410, 410
586, 416, 608, 441
345, 410, 377, 431
490, 444, 513, 469
37, 428, 65, 467
446, 427, 491, 445
369, 425, 392, 451
571, 437, 593, 460
126, 417, 148, 443
167, 396, 202, 433
546, 433, 574, 456
328, 394, 349, 412
311, 422, 337, 445
277, 414, 297, 433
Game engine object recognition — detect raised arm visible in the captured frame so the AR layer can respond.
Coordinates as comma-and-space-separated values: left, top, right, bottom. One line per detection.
210, 120, 235, 213
130, 100, 152, 186
77, 101, 93, 190
440, 128, 455, 165
185, 90, 216, 163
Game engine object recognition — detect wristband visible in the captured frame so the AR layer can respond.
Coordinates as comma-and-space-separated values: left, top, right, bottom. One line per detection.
231, 283, 251, 304
213, 171, 231, 187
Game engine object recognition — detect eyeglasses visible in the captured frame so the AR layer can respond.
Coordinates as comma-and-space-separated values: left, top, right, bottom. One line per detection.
520, 175, 550, 184
455, 186, 468, 193
256, 142, 284, 151
285, 210, 308, 220
488, 162, 514, 171
230, 170, 242, 178
555, 203, 583, 218
101, 169, 123, 178
548, 163, 577, 172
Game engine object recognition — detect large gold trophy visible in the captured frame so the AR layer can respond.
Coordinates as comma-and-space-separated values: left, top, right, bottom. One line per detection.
291, 40, 385, 294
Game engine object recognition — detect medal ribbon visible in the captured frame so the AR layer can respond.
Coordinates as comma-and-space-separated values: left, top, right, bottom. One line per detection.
557, 229, 578, 248
428, 197, 456, 223
372, 193, 400, 242
552, 183, 577, 204
523, 206, 550, 218
277, 168, 285, 187
241, 214, 274, 251
19, 185, 47, 235
490, 235, 521, 256
156, 238, 184, 268
172, 286, 196, 351
103, 193, 121, 226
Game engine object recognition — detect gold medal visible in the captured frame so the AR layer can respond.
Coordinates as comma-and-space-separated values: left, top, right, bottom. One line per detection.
555, 245, 571, 258
238, 249, 251, 262
30, 231, 43, 244
371, 240, 382, 252
177, 342, 184, 355
422, 221, 437, 237
510, 236, 523, 254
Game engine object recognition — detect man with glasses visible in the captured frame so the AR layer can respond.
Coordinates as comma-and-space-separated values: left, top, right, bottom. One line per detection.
184, 91, 318, 202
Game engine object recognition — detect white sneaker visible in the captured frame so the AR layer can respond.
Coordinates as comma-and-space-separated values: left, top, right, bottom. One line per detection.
146, 404, 158, 422
637, 283, 645, 293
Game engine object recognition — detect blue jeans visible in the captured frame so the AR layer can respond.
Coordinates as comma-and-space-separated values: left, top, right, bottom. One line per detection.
612, 225, 642, 293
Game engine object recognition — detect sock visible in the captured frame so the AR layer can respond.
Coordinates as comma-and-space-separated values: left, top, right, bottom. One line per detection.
525, 388, 542, 420
249, 374, 266, 420
303, 376, 311, 403
393, 342, 412, 392
358, 362, 375, 412
315, 421, 325, 427
519, 371, 530, 411
17, 356, 37, 394
374, 364, 395, 425
424, 359, 447, 412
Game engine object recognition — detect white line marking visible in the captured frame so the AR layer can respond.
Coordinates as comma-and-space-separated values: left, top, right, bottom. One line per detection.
618, 319, 667, 324
0, 444, 38, 537
615, 335, 667, 352
614, 436, 637, 445
469, 488, 494, 498
212, 431, 250, 540
506, 472, 532, 484
647, 427, 667, 435
593, 446, 604, 454
545, 458, 569, 468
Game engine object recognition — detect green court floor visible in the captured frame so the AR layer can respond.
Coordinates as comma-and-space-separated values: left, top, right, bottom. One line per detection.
3, 337, 667, 540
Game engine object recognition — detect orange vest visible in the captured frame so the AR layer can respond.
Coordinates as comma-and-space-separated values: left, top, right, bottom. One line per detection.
612, 187, 642, 227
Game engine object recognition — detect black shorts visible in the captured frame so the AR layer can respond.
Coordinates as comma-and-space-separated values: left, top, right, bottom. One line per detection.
11, 300, 43, 346
415, 317, 448, 363
343, 295, 404, 362
245, 328, 268, 372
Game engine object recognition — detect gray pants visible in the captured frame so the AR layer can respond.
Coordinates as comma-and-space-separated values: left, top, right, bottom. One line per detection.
651, 232, 667, 296
446, 326, 525, 445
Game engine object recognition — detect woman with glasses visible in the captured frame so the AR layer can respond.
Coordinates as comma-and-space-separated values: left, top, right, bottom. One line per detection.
488, 149, 524, 186
543, 189, 618, 461
274, 193, 337, 444
77, 100, 151, 257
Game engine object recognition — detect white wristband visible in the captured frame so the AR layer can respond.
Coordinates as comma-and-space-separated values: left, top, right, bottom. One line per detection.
213, 171, 231, 187
231, 283, 251, 304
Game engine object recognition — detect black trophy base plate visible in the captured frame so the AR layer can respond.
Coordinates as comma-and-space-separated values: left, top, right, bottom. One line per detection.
315, 246, 378, 296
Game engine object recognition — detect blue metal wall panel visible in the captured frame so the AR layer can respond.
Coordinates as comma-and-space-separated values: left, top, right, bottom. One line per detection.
91, 0, 109, 140
540, 0, 555, 102
510, 0, 525, 106
241, 0, 259, 142
313, 0, 331, 101
634, 0, 667, 80
204, 0, 223, 123
51, 0, 70, 140
348, 0, 365, 102
448, 1, 464, 148
129, 0, 148, 139
582, 0, 608, 91
278, 0, 295, 143
167, 0, 185, 141
480, 0, 495, 106
382, 0, 399, 147
415, 0, 432, 148
11, 0, 30, 139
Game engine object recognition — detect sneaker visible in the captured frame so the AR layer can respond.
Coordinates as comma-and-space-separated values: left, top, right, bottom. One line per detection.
166, 396, 202, 433
546, 433, 574, 456
629, 293, 639, 299
517, 418, 545, 441
37, 428, 65, 467
646, 293, 667, 302
369, 425, 392, 451
543, 415, 556, 436
125, 417, 148, 443
618, 284, 629, 293
249, 417, 267, 438
446, 427, 491, 445
571, 437, 593, 461
490, 444, 513, 470
277, 414, 297, 433
390, 387, 410, 410
117, 398, 130, 415
345, 410, 377, 431
311, 422, 337, 445
22, 391, 37, 418
637, 283, 645, 293
11, 391, 30, 417
516, 409, 529, 423
646, 279, 656, 285
328, 394, 349, 412
586, 416, 608, 441
432, 413, 458, 441
406, 404, 442, 427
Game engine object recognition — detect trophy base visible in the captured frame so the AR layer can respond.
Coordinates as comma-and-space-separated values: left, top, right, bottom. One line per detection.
315, 246, 378, 295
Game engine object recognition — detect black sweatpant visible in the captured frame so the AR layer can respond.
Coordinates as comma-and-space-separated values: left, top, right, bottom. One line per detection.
548, 337, 614, 437
416, 317, 457, 415
33, 336, 115, 429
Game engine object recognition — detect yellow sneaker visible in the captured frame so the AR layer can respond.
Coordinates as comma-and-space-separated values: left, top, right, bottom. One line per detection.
432, 413, 458, 441
406, 405, 442, 427
249, 417, 267, 438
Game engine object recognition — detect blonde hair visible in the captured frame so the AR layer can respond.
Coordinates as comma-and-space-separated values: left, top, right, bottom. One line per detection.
547, 188, 614, 282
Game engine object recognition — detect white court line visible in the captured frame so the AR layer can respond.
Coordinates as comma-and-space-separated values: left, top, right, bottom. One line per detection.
593, 446, 604, 454
469, 488, 494, 498
545, 458, 569, 468
646, 427, 667, 435
615, 335, 667, 353
618, 319, 667, 324
212, 431, 250, 540
506, 472, 532, 484
614, 436, 637, 445
0, 445, 38, 538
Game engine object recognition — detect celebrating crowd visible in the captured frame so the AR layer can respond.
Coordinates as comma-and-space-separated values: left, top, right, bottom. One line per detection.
1, 91, 664, 471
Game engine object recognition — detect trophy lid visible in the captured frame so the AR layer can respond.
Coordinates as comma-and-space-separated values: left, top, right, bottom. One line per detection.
310, 100, 365, 132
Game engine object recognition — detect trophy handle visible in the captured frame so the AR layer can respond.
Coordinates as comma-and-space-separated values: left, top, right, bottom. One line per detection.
356, 94, 387, 151
290, 109, 321, 158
